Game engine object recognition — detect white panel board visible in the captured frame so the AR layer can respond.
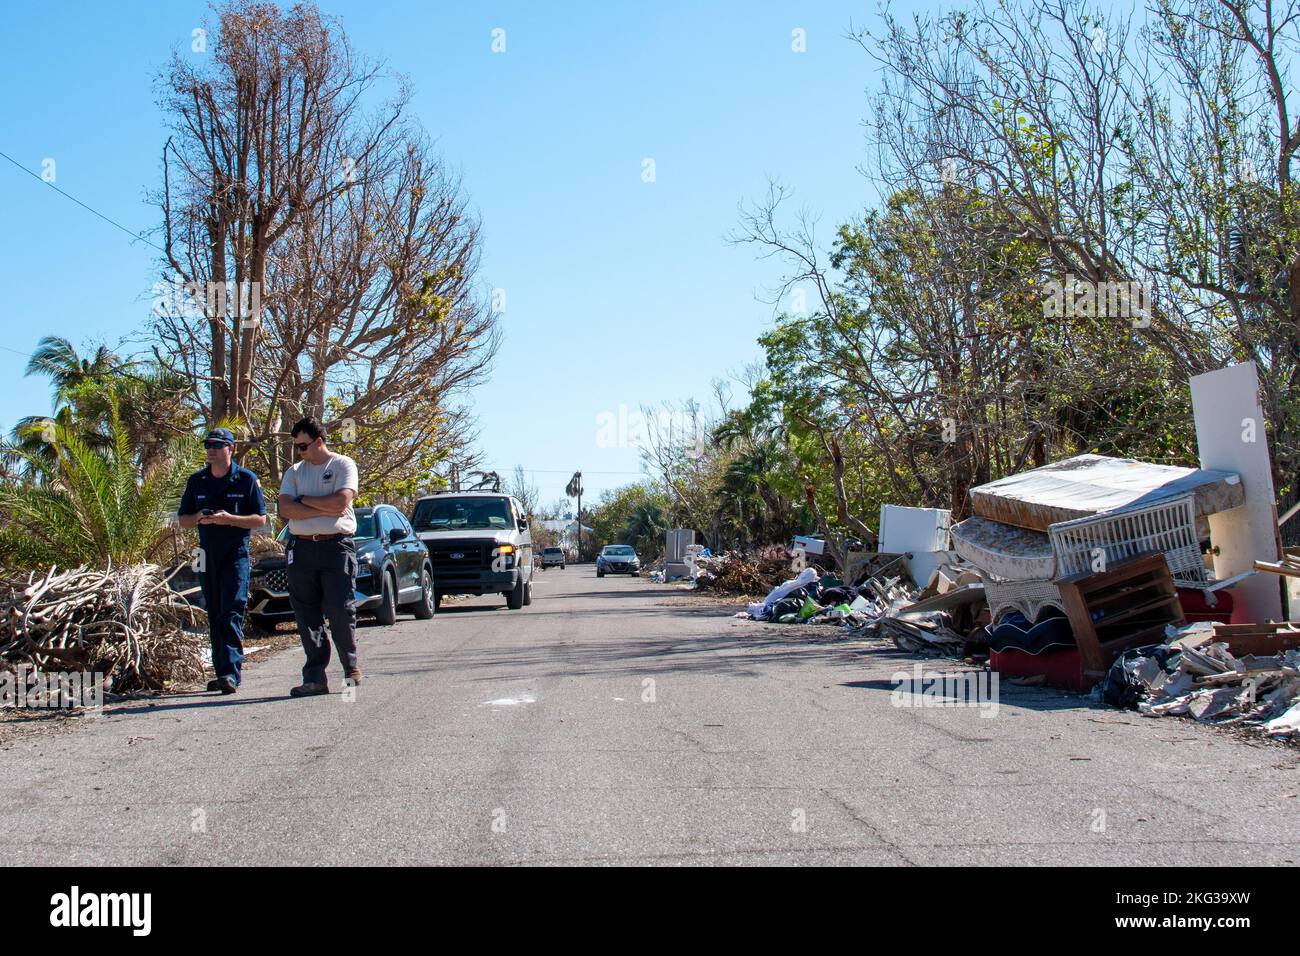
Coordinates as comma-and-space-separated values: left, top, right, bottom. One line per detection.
880, 505, 952, 588
1190, 362, 1282, 622
792, 535, 825, 556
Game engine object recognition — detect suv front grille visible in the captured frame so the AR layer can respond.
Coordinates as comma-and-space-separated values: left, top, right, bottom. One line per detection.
254, 568, 289, 592
427, 541, 493, 580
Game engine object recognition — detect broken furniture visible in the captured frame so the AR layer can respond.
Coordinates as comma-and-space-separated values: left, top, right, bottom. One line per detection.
1055, 553, 1186, 680
969, 453, 1243, 533
1050, 494, 1250, 599
952, 451, 1250, 622
957, 493, 1244, 620
1206, 622, 1300, 657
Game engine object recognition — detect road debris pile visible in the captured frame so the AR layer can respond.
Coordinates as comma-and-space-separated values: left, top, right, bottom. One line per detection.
724, 558, 987, 658
707, 529, 993, 655
695, 363, 1300, 743
846, 568, 987, 655
735, 566, 875, 622
0, 564, 207, 693
1103, 634, 1300, 739
694, 547, 805, 594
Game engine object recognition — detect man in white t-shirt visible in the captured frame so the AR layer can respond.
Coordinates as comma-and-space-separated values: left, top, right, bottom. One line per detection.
277, 416, 361, 697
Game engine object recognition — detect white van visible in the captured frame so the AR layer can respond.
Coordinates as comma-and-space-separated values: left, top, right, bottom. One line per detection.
408, 491, 534, 610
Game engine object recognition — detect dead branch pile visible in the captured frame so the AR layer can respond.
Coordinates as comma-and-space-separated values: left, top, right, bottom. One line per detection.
695, 547, 820, 594
248, 533, 285, 563
0, 564, 208, 692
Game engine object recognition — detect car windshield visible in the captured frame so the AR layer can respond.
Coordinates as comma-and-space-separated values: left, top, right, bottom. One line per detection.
603, 546, 636, 556
412, 496, 512, 531
545, 548, 562, 555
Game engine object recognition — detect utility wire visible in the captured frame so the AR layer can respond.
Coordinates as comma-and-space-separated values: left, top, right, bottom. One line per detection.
0, 151, 668, 482
0, 148, 165, 254
520, 468, 647, 475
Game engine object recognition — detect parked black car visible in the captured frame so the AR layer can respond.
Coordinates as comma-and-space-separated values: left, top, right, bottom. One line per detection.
248, 505, 435, 629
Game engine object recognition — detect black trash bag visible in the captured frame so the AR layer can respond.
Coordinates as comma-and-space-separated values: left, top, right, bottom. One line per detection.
1102, 644, 1183, 709
819, 586, 855, 606
769, 596, 805, 620
785, 586, 817, 604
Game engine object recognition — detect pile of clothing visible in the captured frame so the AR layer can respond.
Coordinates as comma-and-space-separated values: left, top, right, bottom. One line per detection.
738, 567, 886, 625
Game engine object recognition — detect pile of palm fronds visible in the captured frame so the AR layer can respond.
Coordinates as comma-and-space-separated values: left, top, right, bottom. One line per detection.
248, 532, 285, 562
1, 564, 207, 692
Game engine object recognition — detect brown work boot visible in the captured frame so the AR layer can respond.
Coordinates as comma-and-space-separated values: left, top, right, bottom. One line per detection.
289, 682, 329, 698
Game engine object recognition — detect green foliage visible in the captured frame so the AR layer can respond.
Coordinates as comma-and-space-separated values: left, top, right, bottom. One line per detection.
324, 395, 450, 508
588, 483, 673, 556
0, 398, 200, 569
620, 501, 670, 557
7, 336, 197, 480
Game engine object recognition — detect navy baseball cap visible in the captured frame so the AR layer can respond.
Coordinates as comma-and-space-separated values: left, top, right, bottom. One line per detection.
204, 428, 235, 447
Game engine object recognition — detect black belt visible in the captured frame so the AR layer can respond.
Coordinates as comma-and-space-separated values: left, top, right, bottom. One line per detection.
296, 533, 347, 542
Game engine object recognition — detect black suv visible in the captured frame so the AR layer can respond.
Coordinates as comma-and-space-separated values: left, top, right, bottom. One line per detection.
248, 504, 435, 629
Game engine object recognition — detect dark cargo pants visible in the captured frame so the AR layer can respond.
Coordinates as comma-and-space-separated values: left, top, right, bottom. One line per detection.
287, 536, 358, 684
198, 547, 249, 685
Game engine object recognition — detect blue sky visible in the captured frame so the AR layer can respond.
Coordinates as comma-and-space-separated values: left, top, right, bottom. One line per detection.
0, 0, 889, 504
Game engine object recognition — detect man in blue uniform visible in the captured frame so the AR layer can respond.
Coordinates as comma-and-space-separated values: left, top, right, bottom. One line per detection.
178, 428, 267, 694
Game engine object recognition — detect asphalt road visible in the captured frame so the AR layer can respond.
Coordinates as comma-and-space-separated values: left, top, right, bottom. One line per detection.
2, 566, 1298, 865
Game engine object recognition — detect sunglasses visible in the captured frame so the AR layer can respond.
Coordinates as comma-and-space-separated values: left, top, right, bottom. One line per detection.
294, 441, 314, 452
204, 441, 230, 450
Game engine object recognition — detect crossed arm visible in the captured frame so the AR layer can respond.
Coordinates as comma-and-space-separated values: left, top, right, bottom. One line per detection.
277, 489, 356, 520
178, 511, 267, 530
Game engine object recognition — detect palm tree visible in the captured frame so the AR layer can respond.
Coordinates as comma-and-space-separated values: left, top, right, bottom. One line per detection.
621, 501, 669, 557
0, 397, 199, 568
26, 336, 120, 406
8, 337, 196, 481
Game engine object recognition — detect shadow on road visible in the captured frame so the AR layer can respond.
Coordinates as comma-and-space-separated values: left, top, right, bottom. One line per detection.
433, 588, 1094, 715
841, 677, 1089, 713
101, 694, 295, 717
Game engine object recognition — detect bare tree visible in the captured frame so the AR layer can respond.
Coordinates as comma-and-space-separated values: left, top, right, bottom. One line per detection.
504, 466, 540, 516
863, 0, 1300, 490
153, 1, 498, 483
